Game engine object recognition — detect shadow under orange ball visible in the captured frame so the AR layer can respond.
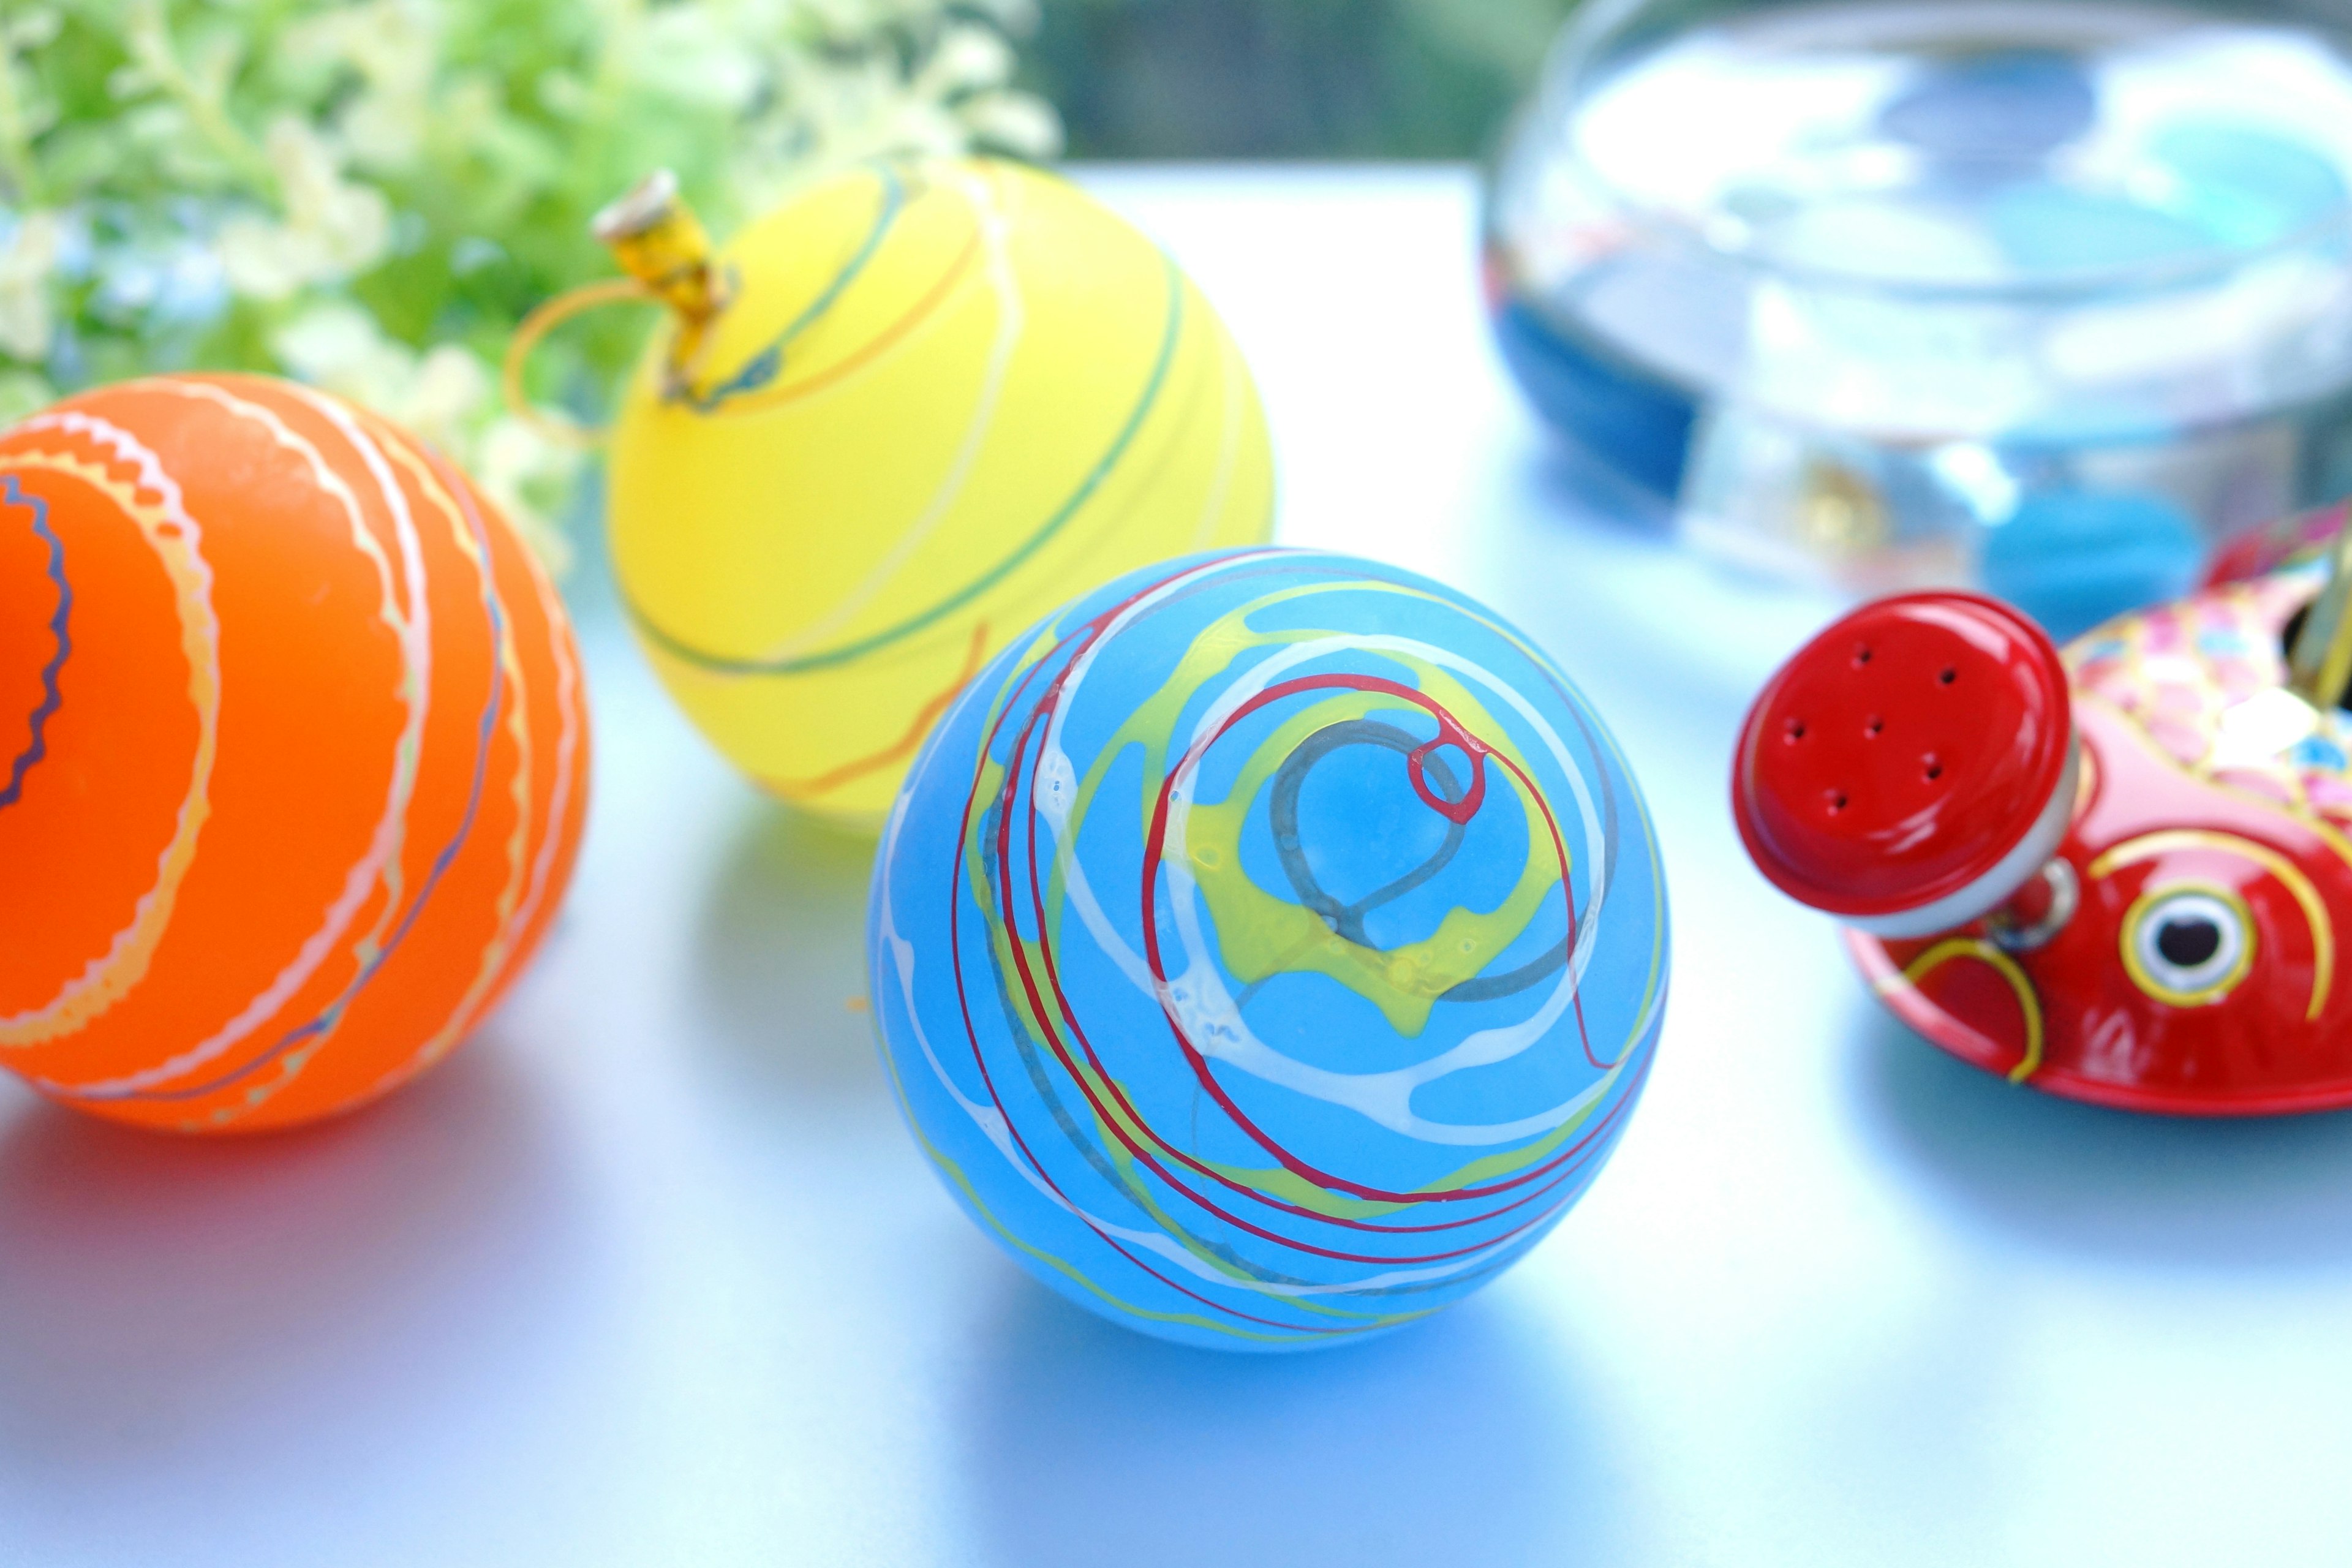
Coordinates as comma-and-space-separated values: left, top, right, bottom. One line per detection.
0, 374, 590, 1133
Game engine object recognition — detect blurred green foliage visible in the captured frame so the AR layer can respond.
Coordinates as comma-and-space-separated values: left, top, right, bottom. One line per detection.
1028, 0, 1577, 157
0, 0, 1056, 556
0, 0, 1543, 563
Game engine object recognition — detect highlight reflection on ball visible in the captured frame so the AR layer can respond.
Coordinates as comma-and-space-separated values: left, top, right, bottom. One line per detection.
869, 549, 1668, 1349
0, 374, 590, 1133
607, 155, 1274, 827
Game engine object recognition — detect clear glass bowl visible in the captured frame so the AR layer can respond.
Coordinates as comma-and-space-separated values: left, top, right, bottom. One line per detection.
1484, 0, 2352, 633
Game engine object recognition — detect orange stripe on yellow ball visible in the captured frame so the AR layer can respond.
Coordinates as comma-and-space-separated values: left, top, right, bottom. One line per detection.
607, 156, 1276, 827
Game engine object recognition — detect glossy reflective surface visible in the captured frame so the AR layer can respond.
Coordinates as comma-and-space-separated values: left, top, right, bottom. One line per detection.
1853, 564, 2352, 1112
5, 169, 2351, 1566
1735, 592, 2071, 916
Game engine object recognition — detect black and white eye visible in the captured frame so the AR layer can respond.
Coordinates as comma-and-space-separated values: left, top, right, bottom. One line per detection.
2123, 886, 2252, 1005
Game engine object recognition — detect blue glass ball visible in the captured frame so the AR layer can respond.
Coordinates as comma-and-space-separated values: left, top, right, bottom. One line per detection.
868, 549, 1669, 1351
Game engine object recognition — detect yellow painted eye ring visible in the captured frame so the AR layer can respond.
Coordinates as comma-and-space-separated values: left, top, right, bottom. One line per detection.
2119, 881, 2256, 1007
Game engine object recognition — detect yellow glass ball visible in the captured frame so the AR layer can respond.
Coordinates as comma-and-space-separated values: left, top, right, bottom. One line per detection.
606, 156, 1276, 826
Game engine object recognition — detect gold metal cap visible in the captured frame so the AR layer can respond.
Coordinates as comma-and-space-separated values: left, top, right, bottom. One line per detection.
592, 169, 728, 376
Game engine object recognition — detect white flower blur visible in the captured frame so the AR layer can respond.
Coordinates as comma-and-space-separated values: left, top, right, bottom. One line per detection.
4, 0, 1055, 567
216, 118, 392, 301
0, 209, 61, 361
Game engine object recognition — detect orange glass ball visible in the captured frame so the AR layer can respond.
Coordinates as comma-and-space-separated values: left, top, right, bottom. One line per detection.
0, 374, 591, 1133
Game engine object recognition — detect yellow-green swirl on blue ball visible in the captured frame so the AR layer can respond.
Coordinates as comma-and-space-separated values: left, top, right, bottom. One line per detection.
869, 549, 1669, 1350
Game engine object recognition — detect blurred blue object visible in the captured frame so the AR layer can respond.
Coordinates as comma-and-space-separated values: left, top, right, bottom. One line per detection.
1981, 488, 2202, 639
1877, 50, 2097, 162
1485, 0, 2352, 609
1487, 292, 1692, 497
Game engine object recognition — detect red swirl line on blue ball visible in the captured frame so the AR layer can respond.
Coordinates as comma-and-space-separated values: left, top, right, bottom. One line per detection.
1002, 680, 1630, 1256
930, 556, 1657, 1328
993, 678, 1570, 1267
1, 475, 69, 814
1137, 670, 1601, 1205
941, 562, 1379, 1333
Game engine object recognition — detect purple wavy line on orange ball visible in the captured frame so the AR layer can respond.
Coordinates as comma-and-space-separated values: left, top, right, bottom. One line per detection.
1, 476, 70, 814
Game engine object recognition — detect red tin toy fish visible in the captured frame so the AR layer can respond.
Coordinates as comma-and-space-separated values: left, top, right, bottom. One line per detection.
1732, 502, 2352, 1115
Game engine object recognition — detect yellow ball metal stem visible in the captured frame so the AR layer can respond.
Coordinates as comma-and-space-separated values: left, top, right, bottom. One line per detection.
603, 156, 1277, 827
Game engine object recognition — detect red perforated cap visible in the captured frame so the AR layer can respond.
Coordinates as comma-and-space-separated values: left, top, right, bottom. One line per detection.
1731, 592, 2071, 919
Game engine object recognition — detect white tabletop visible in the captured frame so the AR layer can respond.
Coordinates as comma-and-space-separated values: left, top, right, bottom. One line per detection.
6, 165, 2347, 1568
